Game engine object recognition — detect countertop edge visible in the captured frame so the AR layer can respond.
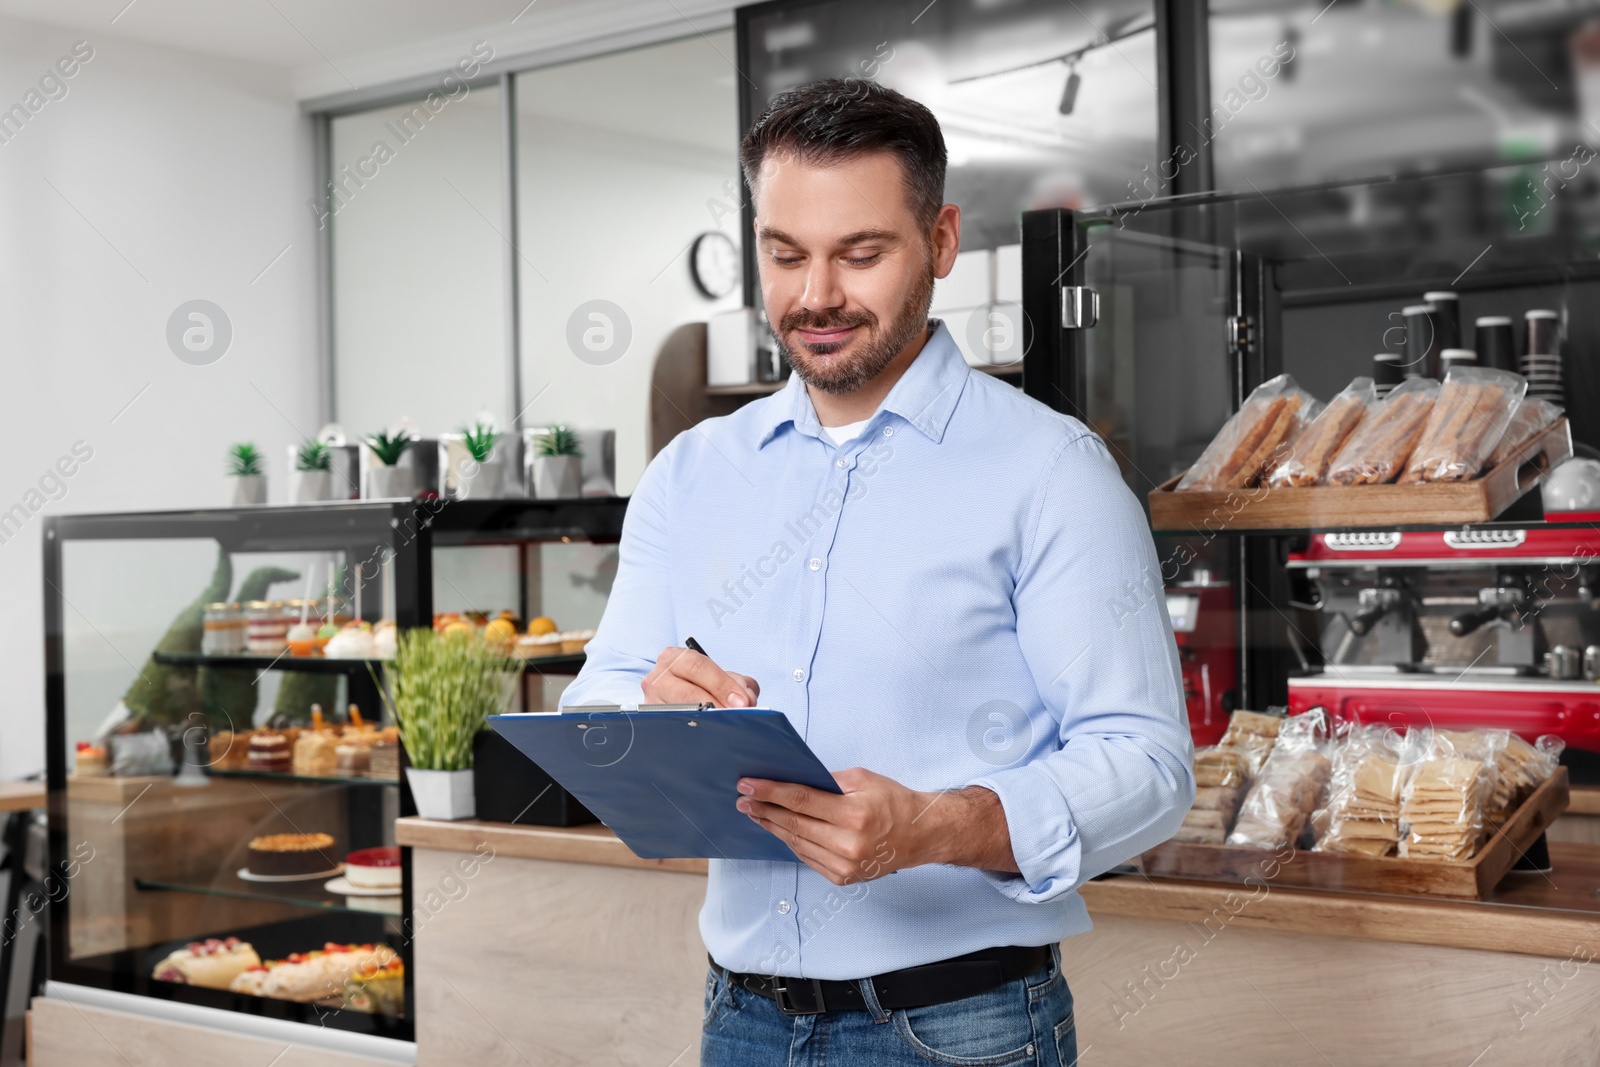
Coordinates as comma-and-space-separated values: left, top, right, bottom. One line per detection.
396, 817, 708, 875
1079, 873, 1600, 960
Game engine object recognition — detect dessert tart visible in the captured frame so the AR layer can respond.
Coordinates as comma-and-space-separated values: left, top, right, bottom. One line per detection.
559, 628, 595, 655
247, 832, 336, 877
516, 633, 564, 658
152, 937, 261, 990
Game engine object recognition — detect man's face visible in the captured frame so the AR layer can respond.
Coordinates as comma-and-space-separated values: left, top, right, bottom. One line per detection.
753, 150, 959, 394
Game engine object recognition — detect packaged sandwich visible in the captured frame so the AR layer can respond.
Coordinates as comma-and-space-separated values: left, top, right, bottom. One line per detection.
1485, 398, 1563, 470
1325, 377, 1440, 486
1177, 375, 1322, 491
1227, 709, 1332, 850
1266, 377, 1376, 487
1398, 367, 1526, 483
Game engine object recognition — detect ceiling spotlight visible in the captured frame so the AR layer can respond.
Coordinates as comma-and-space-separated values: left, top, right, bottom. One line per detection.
1058, 62, 1081, 115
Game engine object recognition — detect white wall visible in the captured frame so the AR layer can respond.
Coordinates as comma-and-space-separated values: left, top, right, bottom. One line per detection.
0, 17, 320, 779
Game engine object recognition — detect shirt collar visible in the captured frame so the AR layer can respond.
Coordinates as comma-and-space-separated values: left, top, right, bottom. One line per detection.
754, 320, 970, 449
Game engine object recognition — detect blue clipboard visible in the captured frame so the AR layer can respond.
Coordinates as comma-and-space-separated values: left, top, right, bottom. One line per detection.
487, 705, 840, 862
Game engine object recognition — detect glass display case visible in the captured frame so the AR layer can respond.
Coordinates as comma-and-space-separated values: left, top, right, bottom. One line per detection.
1019, 158, 1600, 912
42, 498, 626, 1043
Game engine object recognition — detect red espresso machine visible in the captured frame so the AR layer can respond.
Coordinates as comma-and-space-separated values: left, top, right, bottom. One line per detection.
1285, 523, 1600, 757
1167, 573, 1237, 747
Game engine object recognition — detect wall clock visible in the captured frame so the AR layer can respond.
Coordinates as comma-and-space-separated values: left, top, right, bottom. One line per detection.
690, 231, 739, 299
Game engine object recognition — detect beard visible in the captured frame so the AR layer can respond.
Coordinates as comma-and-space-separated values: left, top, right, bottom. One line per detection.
772, 258, 935, 396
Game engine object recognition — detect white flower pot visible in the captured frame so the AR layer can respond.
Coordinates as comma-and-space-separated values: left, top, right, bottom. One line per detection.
532, 455, 582, 500
456, 457, 514, 499
230, 475, 267, 506
406, 767, 476, 821
367, 465, 419, 499
289, 469, 333, 503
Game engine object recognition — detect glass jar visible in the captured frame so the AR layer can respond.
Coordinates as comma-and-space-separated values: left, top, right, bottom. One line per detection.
200, 602, 243, 654
244, 600, 290, 654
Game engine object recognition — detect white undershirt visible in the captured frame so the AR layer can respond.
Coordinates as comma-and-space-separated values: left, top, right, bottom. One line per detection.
821, 419, 872, 446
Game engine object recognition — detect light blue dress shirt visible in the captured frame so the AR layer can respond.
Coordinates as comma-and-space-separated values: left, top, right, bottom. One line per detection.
560, 321, 1195, 980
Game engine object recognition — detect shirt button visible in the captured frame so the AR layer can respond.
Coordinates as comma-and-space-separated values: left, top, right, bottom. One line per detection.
792, 668, 806, 682
835, 457, 847, 468
808, 558, 821, 571
883, 427, 894, 437
777, 899, 791, 915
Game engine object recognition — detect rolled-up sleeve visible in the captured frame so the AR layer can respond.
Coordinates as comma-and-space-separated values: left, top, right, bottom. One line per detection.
557, 439, 682, 709
970, 433, 1195, 902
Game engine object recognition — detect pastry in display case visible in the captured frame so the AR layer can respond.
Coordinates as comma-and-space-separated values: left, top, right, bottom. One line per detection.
43, 497, 626, 1047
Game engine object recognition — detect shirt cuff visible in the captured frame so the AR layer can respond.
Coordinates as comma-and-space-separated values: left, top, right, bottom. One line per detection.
967, 764, 1083, 903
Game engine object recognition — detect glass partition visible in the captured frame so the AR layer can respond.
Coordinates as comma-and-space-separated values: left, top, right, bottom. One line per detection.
329, 84, 507, 439
514, 32, 743, 495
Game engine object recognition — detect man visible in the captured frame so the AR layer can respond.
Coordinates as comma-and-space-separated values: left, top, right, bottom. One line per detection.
560, 79, 1194, 1067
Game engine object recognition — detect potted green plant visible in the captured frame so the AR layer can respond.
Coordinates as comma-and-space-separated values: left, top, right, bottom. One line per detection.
289, 440, 333, 502
532, 425, 584, 499
227, 443, 266, 505
444, 422, 518, 502
378, 628, 522, 820
363, 429, 416, 499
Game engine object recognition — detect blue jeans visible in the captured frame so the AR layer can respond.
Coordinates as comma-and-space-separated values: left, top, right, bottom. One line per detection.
701, 945, 1076, 1067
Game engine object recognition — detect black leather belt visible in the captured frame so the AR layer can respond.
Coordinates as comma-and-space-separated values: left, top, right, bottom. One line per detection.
713, 945, 1051, 1016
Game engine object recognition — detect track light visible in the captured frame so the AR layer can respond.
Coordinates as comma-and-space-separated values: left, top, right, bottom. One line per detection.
1058, 62, 1081, 115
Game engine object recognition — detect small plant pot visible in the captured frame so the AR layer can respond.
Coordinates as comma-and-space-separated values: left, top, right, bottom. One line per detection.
230, 474, 267, 506
532, 455, 582, 500
366, 465, 419, 499
289, 469, 333, 503
458, 457, 523, 499
406, 767, 476, 821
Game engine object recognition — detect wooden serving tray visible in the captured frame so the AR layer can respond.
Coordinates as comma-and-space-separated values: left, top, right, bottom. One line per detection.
1148, 418, 1572, 531
1139, 767, 1569, 900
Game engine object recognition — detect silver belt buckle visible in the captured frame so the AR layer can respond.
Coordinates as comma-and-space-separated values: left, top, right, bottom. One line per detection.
771, 977, 827, 1015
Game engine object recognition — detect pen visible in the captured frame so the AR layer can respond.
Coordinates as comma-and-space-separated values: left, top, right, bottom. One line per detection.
685, 636, 708, 657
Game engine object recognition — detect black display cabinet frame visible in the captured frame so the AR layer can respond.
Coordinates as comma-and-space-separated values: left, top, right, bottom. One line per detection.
41, 497, 627, 1045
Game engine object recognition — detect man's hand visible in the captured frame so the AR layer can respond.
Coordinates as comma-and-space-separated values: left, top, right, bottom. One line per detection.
736, 768, 1020, 885
641, 646, 760, 709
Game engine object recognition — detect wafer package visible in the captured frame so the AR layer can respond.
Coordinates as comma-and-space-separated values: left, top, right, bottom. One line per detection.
1325, 377, 1440, 486
1266, 377, 1376, 488
1485, 398, 1562, 470
1227, 709, 1332, 850
1486, 732, 1564, 824
1398, 367, 1526, 483
1397, 729, 1506, 862
1177, 375, 1322, 491
1313, 725, 1404, 857
1218, 709, 1283, 777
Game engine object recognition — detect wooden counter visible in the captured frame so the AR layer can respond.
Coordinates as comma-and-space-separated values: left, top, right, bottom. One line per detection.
0, 781, 45, 813
397, 817, 1600, 959
399, 816, 1600, 1066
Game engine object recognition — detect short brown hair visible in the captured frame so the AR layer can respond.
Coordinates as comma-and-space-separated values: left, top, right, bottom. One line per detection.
740, 79, 948, 228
